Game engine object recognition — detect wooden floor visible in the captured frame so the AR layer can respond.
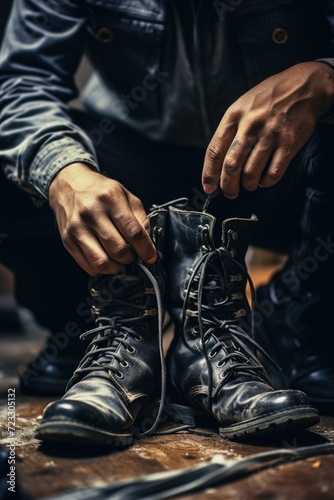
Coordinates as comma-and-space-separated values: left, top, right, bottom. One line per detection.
1, 256, 334, 499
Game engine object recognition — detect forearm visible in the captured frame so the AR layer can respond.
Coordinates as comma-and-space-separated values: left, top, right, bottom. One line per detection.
0, 0, 98, 199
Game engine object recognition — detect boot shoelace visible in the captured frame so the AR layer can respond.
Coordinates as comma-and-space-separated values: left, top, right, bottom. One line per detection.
181, 224, 278, 407
43, 442, 334, 499
67, 260, 166, 439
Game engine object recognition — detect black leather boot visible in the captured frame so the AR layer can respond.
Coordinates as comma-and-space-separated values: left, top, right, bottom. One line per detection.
165, 202, 319, 439
19, 312, 88, 396
18, 275, 94, 396
254, 138, 334, 415
34, 208, 167, 446
255, 260, 334, 415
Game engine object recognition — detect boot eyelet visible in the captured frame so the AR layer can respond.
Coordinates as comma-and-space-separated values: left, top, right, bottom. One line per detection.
91, 305, 102, 315
192, 326, 199, 335
134, 334, 143, 341
126, 346, 135, 354
115, 371, 124, 379
217, 360, 224, 367
120, 360, 129, 368
234, 308, 247, 318
209, 350, 217, 358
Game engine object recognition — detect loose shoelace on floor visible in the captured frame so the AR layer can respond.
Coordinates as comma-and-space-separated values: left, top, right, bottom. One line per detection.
44, 442, 334, 500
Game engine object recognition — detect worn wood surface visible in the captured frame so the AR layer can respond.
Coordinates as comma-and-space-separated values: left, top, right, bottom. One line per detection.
1, 258, 334, 500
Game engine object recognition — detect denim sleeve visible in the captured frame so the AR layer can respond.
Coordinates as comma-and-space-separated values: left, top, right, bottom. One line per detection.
315, 0, 334, 124
0, 0, 99, 200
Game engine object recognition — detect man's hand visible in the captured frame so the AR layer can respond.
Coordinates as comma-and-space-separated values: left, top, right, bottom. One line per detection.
49, 163, 157, 275
202, 62, 334, 199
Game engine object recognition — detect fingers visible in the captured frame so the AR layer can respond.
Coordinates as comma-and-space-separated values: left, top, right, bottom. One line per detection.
202, 119, 237, 194
240, 131, 277, 191
203, 117, 294, 198
258, 146, 292, 188
108, 187, 157, 265
220, 135, 257, 198
62, 221, 127, 276
62, 230, 124, 276
63, 207, 156, 276
55, 176, 157, 275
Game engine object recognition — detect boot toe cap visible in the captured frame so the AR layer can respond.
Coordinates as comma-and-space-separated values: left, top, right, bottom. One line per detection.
42, 399, 105, 428
251, 388, 315, 415
34, 398, 134, 446
215, 383, 319, 439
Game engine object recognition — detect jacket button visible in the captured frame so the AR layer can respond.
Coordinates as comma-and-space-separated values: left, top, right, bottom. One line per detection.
96, 27, 114, 44
272, 27, 288, 45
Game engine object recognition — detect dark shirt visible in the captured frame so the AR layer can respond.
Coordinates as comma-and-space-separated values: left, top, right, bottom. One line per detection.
0, 0, 333, 199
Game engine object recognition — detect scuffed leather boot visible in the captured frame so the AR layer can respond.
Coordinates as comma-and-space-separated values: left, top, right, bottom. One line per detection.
255, 260, 334, 415
35, 208, 167, 446
19, 334, 87, 396
165, 202, 319, 439
254, 135, 334, 416
18, 310, 88, 396
18, 274, 95, 396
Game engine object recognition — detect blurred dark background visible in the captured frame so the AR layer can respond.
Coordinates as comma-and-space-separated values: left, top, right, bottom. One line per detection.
0, 0, 12, 45
0, 0, 93, 332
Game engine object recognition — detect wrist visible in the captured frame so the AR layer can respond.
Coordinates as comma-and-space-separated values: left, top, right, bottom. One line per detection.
48, 162, 97, 205
315, 58, 334, 72
310, 61, 334, 118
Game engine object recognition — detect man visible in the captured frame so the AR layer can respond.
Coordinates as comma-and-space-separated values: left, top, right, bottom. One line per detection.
0, 0, 333, 445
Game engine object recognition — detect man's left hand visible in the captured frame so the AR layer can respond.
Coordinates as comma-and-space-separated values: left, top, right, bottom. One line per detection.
202, 62, 334, 199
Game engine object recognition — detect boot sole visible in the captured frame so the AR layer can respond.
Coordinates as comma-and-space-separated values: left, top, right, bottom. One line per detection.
34, 420, 132, 447
218, 407, 320, 440
34, 399, 161, 447
167, 401, 319, 440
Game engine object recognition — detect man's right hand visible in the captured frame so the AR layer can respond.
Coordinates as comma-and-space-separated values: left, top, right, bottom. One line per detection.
48, 163, 157, 275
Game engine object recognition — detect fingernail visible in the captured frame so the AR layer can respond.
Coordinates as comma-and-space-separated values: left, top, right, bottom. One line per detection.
203, 183, 215, 194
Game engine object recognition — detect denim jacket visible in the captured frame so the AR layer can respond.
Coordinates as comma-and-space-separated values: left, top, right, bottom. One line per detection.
0, 0, 334, 200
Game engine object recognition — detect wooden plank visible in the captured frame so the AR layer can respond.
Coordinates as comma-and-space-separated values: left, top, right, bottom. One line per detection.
1, 259, 333, 499
1, 394, 334, 499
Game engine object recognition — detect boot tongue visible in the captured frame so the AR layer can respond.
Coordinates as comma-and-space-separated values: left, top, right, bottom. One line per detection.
201, 261, 239, 322
92, 264, 146, 318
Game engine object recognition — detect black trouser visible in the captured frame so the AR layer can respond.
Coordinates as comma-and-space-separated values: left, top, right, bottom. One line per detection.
0, 108, 332, 333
